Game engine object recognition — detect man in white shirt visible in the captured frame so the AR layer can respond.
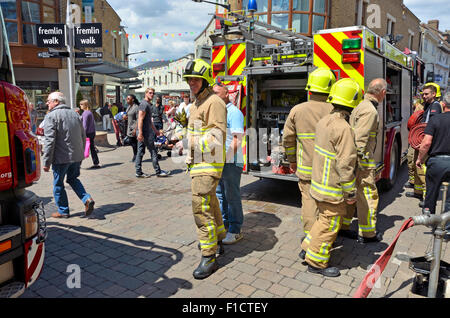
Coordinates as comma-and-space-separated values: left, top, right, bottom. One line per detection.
177, 95, 191, 118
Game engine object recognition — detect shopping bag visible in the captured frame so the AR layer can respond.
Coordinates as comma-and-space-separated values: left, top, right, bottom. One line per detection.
84, 138, 91, 158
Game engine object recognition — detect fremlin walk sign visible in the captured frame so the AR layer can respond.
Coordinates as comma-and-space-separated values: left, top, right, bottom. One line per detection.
36, 24, 66, 48
74, 23, 102, 48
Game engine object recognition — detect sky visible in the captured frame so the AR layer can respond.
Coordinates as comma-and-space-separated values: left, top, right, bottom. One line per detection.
107, 0, 450, 69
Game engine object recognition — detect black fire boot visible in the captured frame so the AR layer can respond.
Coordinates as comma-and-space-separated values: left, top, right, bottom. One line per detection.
193, 255, 218, 279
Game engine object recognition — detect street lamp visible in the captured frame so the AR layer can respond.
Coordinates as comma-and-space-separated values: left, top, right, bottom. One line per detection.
125, 50, 147, 58
191, 0, 230, 11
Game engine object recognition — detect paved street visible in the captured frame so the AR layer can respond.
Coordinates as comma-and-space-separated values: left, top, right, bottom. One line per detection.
22, 132, 450, 298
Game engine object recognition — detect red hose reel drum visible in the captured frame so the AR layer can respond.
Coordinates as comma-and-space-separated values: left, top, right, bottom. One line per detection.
407, 110, 424, 131
408, 123, 427, 150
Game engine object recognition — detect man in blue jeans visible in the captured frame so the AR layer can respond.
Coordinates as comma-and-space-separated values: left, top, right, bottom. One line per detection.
213, 84, 245, 244
43, 92, 95, 218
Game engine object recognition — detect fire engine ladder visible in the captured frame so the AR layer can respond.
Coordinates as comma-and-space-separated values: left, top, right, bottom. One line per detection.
213, 12, 314, 75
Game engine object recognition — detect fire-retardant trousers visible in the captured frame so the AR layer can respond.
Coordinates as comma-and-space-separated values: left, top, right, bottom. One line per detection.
298, 179, 319, 236
191, 175, 227, 257
301, 200, 346, 269
407, 146, 415, 185
413, 149, 426, 198
341, 168, 379, 238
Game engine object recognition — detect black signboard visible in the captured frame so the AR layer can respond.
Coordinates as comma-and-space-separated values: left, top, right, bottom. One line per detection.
75, 52, 103, 58
36, 24, 66, 48
74, 23, 102, 48
79, 75, 93, 86
37, 51, 69, 58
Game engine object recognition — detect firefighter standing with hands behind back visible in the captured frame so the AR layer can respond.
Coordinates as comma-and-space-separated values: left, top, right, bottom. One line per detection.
341, 78, 386, 244
300, 78, 360, 277
282, 68, 335, 259
183, 59, 228, 279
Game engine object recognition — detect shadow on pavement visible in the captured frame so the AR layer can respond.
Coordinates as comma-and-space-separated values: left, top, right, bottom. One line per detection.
240, 178, 301, 208
75, 202, 135, 220
219, 211, 281, 267
85, 162, 124, 169
24, 223, 192, 298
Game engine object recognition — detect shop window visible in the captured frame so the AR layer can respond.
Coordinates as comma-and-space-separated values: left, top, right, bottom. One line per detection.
312, 15, 325, 32
5, 21, 18, 42
22, 24, 37, 44
292, 14, 309, 33
21, 1, 40, 23
0, 0, 17, 19
293, 0, 309, 11
272, 13, 289, 30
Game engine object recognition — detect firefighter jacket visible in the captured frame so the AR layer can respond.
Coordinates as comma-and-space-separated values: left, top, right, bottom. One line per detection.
310, 108, 357, 204
186, 86, 227, 179
282, 95, 332, 180
350, 95, 379, 170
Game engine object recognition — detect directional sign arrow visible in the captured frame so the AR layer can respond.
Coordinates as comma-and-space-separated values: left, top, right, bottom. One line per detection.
75, 52, 103, 58
37, 51, 69, 58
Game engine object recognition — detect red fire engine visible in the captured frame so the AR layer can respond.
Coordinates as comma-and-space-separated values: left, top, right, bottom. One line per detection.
0, 10, 47, 297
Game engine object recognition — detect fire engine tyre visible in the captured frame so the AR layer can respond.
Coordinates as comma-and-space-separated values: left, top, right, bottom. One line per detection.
379, 139, 399, 191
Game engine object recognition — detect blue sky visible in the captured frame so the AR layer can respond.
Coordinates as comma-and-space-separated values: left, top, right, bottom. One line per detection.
107, 0, 450, 68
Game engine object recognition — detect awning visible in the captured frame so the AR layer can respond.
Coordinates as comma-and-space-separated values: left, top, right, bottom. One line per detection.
75, 60, 139, 79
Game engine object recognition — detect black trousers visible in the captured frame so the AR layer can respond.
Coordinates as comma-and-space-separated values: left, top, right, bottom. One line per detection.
135, 135, 161, 175
86, 132, 99, 166
129, 136, 138, 160
424, 156, 450, 214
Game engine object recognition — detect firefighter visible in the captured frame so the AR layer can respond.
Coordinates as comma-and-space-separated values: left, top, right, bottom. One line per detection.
300, 78, 360, 277
406, 95, 425, 189
282, 68, 335, 258
183, 59, 228, 279
342, 78, 386, 244
406, 84, 442, 207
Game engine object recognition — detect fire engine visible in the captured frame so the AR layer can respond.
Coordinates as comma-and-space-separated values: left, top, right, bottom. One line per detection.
0, 11, 47, 297
209, 12, 424, 190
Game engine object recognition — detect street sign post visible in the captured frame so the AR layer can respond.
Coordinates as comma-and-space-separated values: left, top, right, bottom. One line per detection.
37, 51, 70, 58
74, 23, 102, 48
74, 51, 103, 58
36, 24, 66, 48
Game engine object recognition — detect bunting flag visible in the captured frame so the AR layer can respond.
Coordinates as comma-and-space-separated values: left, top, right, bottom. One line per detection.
103, 30, 196, 38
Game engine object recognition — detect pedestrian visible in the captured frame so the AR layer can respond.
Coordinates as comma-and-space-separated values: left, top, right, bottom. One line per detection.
341, 78, 386, 244
42, 92, 95, 219
213, 83, 245, 245
407, 84, 442, 207
416, 91, 450, 217
406, 95, 424, 189
135, 88, 170, 178
29, 102, 38, 134
282, 68, 335, 255
101, 102, 112, 131
124, 94, 140, 162
80, 100, 100, 169
300, 78, 360, 277
177, 95, 192, 118
165, 100, 178, 123
152, 95, 165, 131
183, 59, 227, 279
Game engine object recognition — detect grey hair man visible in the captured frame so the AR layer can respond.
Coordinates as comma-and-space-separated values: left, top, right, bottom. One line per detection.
341, 78, 385, 244
43, 91, 95, 218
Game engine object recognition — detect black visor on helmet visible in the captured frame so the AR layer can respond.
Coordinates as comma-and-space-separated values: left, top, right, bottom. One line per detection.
184, 60, 195, 76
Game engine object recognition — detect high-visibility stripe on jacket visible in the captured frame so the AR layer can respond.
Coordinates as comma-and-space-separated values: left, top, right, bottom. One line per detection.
282, 95, 333, 180
350, 95, 379, 170
186, 87, 227, 179
310, 109, 357, 203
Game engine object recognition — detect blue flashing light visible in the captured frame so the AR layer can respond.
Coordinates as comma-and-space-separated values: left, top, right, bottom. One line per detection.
248, 0, 257, 12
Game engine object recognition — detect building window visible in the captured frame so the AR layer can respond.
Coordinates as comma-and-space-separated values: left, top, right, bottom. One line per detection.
0, 0, 58, 45
112, 38, 117, 58
408, 30, 414, 49
386, 14, 396, 36
242, 0, 330, 36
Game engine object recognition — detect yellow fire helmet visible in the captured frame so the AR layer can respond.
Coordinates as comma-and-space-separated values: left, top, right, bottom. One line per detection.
326, 78, 362, 109
182, 59, 213, 86
424, 82, 441, 98
306, 68, 337, 94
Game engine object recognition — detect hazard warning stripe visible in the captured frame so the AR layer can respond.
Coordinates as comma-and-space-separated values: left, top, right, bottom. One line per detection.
228, 44, 246, 75
314, 32, 365, 89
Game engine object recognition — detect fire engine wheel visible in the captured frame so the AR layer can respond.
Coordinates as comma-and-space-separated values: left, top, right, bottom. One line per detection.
380, 139, 399, 191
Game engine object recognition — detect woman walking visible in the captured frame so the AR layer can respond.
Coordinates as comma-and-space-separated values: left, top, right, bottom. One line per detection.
80, 100, 100, 168
125, 94, 140, 162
